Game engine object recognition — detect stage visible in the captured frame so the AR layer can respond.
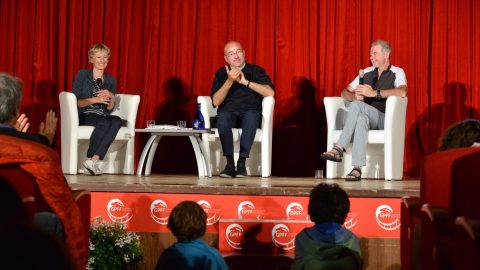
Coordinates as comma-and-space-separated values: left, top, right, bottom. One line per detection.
66, 174, 419, 197
66, 174, 420, 270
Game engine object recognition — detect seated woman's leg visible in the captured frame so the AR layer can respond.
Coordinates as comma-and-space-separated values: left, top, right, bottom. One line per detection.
95, 115, 122, 160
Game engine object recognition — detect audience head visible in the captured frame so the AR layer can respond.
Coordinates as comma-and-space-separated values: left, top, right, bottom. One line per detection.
168, 201, 207, 241
438, 119, 480, 151
308, 183, 350, 225
224, 41, 245, 68
0, 73, 23, 124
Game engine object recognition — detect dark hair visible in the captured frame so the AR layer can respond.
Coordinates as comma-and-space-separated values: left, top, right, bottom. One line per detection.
438, 119, 480, 151
308, 183, 350, 224
168, 201, 206, 241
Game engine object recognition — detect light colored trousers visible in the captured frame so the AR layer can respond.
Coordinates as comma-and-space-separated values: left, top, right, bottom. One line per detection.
337, 100, 385, 167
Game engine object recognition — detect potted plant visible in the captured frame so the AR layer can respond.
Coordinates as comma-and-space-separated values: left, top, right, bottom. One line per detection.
87, 216, 143, 270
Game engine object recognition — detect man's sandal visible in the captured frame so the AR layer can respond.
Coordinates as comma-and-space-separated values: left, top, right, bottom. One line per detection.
321, 145, 344, 162
346, 167, 362, 181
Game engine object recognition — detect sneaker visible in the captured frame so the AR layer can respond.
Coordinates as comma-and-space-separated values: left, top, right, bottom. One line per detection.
220, 164, 235, 178
83, 159, 102, 176
235, 164, 248, 178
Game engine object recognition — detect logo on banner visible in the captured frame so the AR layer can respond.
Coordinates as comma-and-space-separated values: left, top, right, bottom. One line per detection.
225, 224, 244, 250
271, 224, 295, 250
375, 204, 401, 231
107, 199, 133, 223
238, 201, 262, 219
286, 202, 308, 220
197, 200, 221, 226
344, 212, 359, 229
150, 200, 170, 225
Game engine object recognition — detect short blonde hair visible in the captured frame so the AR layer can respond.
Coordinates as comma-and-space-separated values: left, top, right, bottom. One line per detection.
88, 43, 111, 60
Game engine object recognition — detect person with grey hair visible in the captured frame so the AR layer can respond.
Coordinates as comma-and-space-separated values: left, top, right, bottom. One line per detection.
0, 73, 67, 240
0, 73, 57, 146
321, 40, 408, 181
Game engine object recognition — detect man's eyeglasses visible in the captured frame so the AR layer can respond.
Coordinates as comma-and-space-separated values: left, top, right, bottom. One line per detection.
225, 49, 244, 58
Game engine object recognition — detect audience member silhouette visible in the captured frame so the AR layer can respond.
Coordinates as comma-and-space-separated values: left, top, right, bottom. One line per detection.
0, 178, 75, 270
0, 72, 87, 268
438, 119, 480, 151
293, 183, 362, 270
155, 201, 228, 270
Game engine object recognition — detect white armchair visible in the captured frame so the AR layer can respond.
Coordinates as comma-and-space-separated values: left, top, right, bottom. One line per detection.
324, 96, 408, 180
59, 91, 140, 175
198, 96, 274, 177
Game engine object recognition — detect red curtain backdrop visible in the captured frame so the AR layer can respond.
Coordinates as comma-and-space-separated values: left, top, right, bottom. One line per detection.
1, 0, 478, 177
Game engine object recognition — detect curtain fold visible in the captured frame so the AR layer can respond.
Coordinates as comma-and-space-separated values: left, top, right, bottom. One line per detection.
1, 0, 478, 177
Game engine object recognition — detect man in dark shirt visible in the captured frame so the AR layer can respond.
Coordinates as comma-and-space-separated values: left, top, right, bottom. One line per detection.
321, 40, 408, 181
210, 41, 275, 177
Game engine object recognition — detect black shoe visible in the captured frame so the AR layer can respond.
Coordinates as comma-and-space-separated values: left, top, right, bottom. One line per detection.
345, 167, 362, 181
235, 164, 248, 178
220, 164, 236, 178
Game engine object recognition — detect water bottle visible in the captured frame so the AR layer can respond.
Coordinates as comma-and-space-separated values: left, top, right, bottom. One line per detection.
193, 103, 205, 130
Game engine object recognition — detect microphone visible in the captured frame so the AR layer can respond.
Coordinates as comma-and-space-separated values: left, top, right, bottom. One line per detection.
95, 78, 107, 108
358, 69, 365, 102
96, 78, 103, 90
358, 69, 364, 85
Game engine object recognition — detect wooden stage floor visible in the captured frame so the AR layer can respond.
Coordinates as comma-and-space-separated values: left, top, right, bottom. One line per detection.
66, 174, 420, 198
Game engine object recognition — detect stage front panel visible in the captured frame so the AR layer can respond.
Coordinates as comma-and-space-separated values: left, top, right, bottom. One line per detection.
91, 192, 400, 241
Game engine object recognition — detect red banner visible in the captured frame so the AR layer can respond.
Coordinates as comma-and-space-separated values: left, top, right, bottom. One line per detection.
91, 192, 400, 237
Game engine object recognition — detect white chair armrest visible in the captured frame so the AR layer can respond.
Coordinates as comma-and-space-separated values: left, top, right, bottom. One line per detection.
324, 97, 347, 132
384, 96, 408, 134
198, 96, 216, 128
59, 92, 79, 129
59, 91, 80, 174
111, 94, 140, 133
261, 96, 275, 132
384, 96, 408, 154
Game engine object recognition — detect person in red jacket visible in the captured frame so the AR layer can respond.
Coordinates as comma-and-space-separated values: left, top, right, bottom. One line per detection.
0, 73, 87, 269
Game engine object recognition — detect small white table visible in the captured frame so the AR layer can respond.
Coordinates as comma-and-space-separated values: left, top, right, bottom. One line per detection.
135, 127, 213, 177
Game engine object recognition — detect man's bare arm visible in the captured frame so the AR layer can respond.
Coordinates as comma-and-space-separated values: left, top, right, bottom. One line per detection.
237, 70, 274, 97
354, 84, 408, 99
212, 78, 235, 107
341, 86, 358, 101
377, 85, 408, 98
243, 81, 274, 97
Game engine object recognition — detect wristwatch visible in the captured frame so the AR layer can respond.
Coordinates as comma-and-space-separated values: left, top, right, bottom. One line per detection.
376, 89, 382, 100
